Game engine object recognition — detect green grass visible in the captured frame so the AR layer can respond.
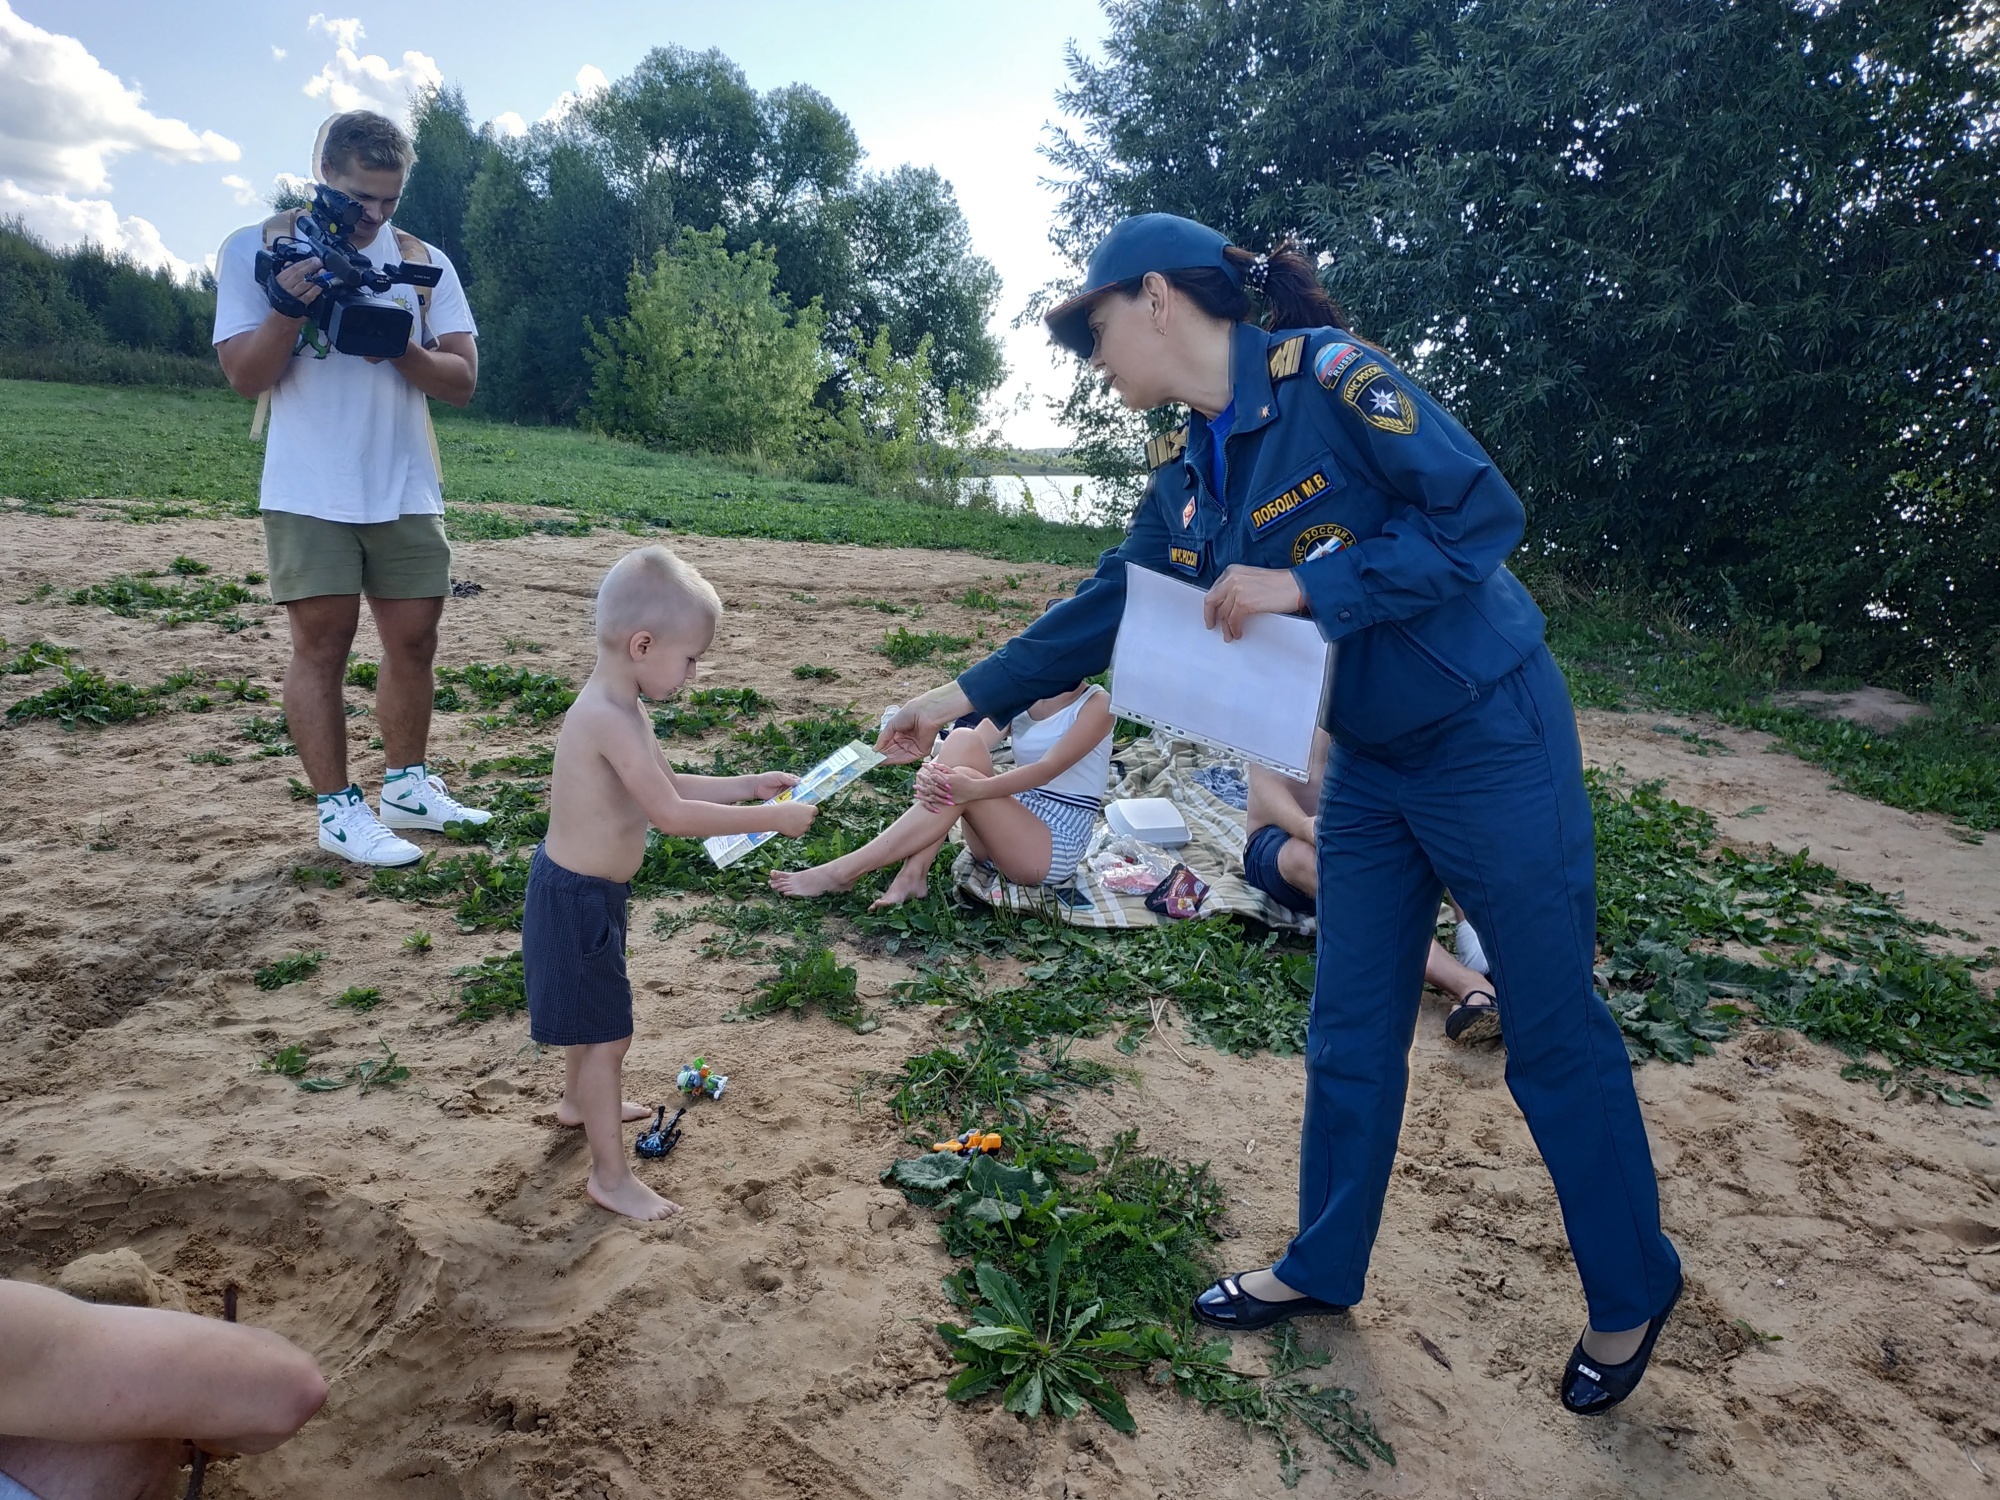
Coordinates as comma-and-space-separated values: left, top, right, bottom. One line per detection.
453, 950, 526, 1023
879, 627, 974, 667
1544, 583, 2000, 831
0, 380, 1121, 567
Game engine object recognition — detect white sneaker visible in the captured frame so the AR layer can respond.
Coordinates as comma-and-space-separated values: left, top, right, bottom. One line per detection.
1455, 918, 1491, 976
318, 787, 423, 866
378, 767, 492, 832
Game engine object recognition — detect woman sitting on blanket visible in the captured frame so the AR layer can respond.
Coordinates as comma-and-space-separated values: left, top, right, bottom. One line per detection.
770, 681, 1114, 909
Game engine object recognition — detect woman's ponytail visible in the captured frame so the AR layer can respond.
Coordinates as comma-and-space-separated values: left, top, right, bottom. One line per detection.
1223, 243, 1352, 334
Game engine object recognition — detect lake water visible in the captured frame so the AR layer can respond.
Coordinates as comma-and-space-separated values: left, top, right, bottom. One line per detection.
967, 473, 1132, 528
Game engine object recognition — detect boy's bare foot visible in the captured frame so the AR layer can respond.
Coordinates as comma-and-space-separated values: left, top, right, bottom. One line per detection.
869, 864, 930, 909
554, 1099, 650, 1127
769, 864, 855, 898
587, 1170, 681, 1221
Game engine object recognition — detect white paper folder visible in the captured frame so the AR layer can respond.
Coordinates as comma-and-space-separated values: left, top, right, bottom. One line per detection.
1108, 563, 1331, 780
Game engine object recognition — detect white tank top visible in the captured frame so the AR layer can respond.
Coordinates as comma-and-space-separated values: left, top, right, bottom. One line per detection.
1009, 685, 1113, 805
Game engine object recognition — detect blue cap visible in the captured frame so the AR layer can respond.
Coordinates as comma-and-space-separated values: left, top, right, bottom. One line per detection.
1044, 213, 1240, 360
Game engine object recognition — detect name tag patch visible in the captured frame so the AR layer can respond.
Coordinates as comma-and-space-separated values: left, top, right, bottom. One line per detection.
1251, 470, 1331, 533
1314, 341, 1363, 388
1168, 545, 1201, 571
1341, 362, 1420, 436
1292, 522, 1357, 565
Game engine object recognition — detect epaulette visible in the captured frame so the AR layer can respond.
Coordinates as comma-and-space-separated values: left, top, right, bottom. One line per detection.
1267, 334, 1306, 382
1145, 425, 1189, 470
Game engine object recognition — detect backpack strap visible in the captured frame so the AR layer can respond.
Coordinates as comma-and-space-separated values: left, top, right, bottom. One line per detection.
391, 231, 443, 483
249, 211, 305, 438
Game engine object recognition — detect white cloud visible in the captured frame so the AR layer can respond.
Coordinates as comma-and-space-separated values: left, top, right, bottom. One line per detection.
301, 14, 442, 116
0, 0, 239, 193
0, 179, 203, 280
539, 64, 609, 125
274, 171, 312, 200
221, 172, 262, 206
271, 44, 288, 61
490, 111, 528, 139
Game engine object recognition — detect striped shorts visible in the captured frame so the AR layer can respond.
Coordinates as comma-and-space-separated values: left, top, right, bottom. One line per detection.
1015, 789, 1099, 885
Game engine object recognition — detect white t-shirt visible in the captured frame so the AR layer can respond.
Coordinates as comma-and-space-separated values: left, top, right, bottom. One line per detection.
1009, 685, 1113, 803
212, 218, 477, 523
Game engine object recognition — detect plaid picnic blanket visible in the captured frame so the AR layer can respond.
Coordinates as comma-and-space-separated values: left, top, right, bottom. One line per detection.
950, 732, 1314, 932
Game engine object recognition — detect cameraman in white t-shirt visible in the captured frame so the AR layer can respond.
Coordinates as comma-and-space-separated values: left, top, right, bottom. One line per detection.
215, 110, 490, 867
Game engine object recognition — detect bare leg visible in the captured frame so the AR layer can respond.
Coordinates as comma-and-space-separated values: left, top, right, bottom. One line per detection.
282, 595, 361, 794
771, 731, 996, 898
1425, 943, 1490, 1006
0, 1436, 181, 1500
368, 595, 444, 770
872, 836, 949, 909
563, 1037, 677, 1221
555, 1047, 646, 1125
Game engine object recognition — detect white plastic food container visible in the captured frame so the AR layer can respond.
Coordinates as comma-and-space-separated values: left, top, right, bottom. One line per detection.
1104, 797, 1191, 848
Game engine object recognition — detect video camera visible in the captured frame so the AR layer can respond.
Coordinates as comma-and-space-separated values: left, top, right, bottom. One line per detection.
254, 184, 442, 359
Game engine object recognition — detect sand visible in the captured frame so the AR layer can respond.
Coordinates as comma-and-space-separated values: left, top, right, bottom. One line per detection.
1, 512, 1996, 1500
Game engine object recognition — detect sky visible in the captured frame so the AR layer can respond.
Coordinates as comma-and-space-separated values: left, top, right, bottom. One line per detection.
0, 0, 1111, 446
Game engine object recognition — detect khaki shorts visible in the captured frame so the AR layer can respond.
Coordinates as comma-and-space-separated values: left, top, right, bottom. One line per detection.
261, 511, 451, 603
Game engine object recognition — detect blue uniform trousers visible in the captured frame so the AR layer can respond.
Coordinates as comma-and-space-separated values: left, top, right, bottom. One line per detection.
1272, 646, 1681, 1331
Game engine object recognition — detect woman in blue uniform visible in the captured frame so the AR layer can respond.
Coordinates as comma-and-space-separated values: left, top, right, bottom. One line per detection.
877, 214, 1682, 1415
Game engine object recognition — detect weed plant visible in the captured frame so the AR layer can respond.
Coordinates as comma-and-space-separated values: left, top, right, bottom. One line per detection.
879, 627, 973, 666
792, 663, 840, 680
5, 665, 154, 729
187, 748, 232, 765
345, 661, 378, 688
651, 685, 766, 738
453, 950, 526, 1022
740, 942, 873, 1030
254, 951, 324, 989
334, 986, 383, 1011
2, 640, 71, 674
434, 662, 577, 723
884, 1131, 1393, 1479
69, 571, 259, 629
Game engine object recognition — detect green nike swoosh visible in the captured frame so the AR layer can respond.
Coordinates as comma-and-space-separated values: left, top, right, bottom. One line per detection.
391, 800, 429, 816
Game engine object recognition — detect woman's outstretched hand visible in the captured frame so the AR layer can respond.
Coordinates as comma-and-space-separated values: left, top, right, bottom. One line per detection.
876, 684, 973, 764
1203, 564, 1306, 642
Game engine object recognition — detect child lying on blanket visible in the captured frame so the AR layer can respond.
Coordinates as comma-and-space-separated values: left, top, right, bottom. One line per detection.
771, 682, 1114, 909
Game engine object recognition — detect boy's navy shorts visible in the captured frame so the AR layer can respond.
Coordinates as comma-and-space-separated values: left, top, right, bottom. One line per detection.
522, 845, 633, 1046
1242, 822, 1315, 914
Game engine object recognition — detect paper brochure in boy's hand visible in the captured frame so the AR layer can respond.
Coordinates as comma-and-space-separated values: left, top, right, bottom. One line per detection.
704, 741, 886, 867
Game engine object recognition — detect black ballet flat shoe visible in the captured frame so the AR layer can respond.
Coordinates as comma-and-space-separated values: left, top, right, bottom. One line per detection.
1445, 989, 1501, 1044
1560, 1276, 1684, 1416
1192, 1273, 1349, 1332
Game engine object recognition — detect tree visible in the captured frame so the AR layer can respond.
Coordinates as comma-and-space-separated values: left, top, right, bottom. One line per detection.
841, 167, 1005, 404
397, 85, 484, 271
1046, 0, 2000, 676
583, 227, 826, 456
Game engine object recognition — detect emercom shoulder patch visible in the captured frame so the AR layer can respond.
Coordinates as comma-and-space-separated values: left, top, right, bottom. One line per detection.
1145, 425, 1190, 469
1339, 361, 1419, 436
1267, 335, 1306, 382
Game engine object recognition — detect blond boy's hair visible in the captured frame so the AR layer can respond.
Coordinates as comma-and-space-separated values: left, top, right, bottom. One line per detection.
594, 546, 721, 650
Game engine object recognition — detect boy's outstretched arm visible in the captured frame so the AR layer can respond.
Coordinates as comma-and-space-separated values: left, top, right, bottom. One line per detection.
608, 718, 815, 839
0, 1280, 327, 1454
670, 766, 798, 803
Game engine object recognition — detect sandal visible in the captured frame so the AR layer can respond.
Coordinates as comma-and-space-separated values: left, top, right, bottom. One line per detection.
1560, 1275, 1683, 1415
1191, 1273, 1348, 1331
1445, 988, 1501, 1044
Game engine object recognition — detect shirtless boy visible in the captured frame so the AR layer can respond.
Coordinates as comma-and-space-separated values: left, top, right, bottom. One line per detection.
529, 547, 817, 1221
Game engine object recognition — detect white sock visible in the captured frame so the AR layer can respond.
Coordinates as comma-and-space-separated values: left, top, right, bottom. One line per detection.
384, 763, 426, 785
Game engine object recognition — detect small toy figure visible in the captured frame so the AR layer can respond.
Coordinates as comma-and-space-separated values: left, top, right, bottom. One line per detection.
677, 1057, 727, 1100
931, 1130, 1003, 1157
634, 1105, 684, 1159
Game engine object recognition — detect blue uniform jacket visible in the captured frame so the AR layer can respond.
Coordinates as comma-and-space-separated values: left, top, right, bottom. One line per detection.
959, 321, 1549, 746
